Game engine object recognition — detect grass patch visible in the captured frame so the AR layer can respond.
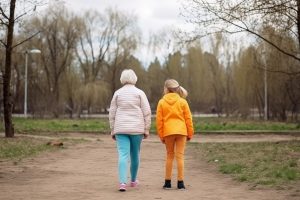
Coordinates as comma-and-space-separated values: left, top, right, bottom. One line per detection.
190, 140, 300, 188
220, 163, 244, 174
0, 117, 299, 134
0, 118, 109, 134
193, 117, 300, 132
0, 136, 87, 160
0, 137, 55, 160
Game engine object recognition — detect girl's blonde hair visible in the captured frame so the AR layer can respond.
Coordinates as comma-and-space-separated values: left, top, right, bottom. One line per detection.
164, 79, 188, 98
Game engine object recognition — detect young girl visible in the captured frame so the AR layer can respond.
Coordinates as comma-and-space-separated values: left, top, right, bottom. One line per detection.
156, 79, 194, 190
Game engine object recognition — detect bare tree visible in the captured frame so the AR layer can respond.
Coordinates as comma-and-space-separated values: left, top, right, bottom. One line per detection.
254, 27, 300, 120
102, 9, 141, 95
184, 45, 208, 111
204, 52, 226, 116
147, 58, 166, 108
232, 46, 259, 117
27, 3, 82, 117
165, 51, 183, 81
0, 0, 43, 137
181, 0, 300, 66
76, 10, 112, 84
75, 8, 140, 114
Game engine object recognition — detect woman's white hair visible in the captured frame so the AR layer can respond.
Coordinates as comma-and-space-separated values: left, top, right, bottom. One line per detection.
120, 69, 138, 85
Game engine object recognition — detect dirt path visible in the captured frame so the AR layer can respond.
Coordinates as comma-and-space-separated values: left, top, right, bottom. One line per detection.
0, 134, 299, 200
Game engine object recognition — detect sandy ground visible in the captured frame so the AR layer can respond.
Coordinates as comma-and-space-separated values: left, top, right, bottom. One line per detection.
0, 134, 299, 200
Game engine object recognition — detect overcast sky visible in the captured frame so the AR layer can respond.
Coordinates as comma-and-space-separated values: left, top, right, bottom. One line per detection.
36, 0, 245, 67
58, 0, 186, 66
64, 0, 185, 36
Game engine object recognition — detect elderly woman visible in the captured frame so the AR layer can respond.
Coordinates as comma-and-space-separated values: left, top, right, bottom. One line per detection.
109, 69, 151, 192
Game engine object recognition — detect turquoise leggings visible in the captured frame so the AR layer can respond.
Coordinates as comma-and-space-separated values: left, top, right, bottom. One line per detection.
115, 134, 143, 184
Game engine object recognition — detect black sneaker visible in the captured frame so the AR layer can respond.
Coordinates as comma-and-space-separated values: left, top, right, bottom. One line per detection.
163, 180, 171, 189
177, 180, 186, 189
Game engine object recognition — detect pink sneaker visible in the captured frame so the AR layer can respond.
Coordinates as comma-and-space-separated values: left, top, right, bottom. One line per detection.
119, 183, 126, 192
130, 180, 139, 187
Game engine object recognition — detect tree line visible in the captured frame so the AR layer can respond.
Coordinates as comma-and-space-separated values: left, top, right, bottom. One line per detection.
1, 2, 300, 124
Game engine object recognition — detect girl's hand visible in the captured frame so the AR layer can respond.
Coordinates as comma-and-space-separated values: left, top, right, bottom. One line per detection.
161, 139, 165, 144
187, 137, 191, 141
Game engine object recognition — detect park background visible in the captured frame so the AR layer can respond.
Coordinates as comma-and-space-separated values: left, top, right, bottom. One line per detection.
0, 1, 300, 199
1, 0, 300, 121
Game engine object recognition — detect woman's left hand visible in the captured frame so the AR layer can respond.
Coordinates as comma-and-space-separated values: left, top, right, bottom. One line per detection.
144, 130, 149, 139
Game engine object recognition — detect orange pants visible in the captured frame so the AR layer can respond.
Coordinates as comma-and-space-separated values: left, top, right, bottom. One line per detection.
164, 134, 187, 181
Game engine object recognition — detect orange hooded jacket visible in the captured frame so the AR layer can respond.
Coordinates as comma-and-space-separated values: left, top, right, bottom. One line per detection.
156, 93, 194, 140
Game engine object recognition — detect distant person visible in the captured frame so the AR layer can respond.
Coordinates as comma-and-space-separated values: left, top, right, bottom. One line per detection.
109, 69, 151, 192
156, 79, 194, 190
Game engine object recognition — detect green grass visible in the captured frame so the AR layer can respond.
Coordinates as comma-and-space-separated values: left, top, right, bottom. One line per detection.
190, 140, 300, 188
0, 136, 88, 160
0, 137, 55, 160
193, 117, 300, 132
0, 118, 109, 134
0, 117, 299, 134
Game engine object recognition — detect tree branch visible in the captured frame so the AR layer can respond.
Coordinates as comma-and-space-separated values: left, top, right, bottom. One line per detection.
11, 31, 40, 49
14, 12, 27, 22
201, 0, 300, 62
255, 64, 300, 76
0, 17, 8, 26
0, 6, 9, 19
253, 52, 300, 75
0, 39, 7, 47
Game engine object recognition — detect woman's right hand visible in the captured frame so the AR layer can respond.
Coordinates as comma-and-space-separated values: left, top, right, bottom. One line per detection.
112, 135, 116, 141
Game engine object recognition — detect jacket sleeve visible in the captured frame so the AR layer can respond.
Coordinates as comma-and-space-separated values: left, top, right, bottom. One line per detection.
108, 93, 117, 134
156, 100, 164, 140
183, 100, 194, 139
140, 91, 152, 134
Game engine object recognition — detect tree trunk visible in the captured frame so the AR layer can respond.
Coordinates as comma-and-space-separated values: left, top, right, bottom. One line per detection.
3, 0, 16, 137
297, 0, 300, 49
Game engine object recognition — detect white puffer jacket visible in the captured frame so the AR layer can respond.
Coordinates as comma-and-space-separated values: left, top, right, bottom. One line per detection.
109, 84, 151, 135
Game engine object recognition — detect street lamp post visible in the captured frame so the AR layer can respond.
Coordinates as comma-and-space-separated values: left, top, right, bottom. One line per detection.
24, 49, 41, 118
264, 63, 268, 120
262, 49, 268, 121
